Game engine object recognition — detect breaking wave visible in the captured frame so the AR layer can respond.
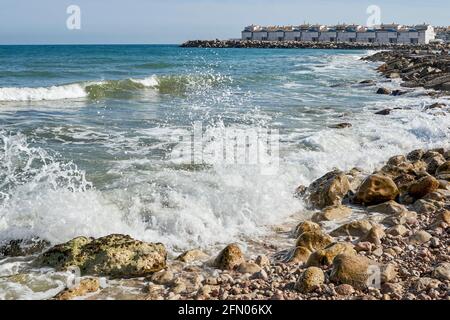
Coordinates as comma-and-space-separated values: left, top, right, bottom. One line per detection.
0, 74, 229, 102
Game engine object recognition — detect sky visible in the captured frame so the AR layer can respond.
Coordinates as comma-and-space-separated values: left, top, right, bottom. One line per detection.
0, 0, 448, 44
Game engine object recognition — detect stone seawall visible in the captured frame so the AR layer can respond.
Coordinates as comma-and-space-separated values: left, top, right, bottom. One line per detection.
181, 39, 450, 50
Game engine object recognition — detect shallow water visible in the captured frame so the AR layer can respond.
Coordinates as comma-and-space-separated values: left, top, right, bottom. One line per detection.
0, 45, 449, 299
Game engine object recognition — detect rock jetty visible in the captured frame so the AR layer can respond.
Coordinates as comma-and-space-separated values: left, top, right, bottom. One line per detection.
181, 39, 450, 51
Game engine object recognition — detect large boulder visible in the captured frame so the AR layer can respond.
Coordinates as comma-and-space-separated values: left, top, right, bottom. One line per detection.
330, 254, 379, 290
408, 176, 440, 199
287, 246, 312, 264
34, 235, 167, 278
305, 170, 350, 209
213, 244, 244, 270
424, 154, 446, 174
306, 242, 356, 267
353, 175, 399, 205
295, 230, 334, 252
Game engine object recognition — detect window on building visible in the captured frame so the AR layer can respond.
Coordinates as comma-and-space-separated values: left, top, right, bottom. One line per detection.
410, 38, 418, 44
330, 38, 335, 42
278, 37, 284, 41
262, 37, 267, 41
368, 38, 375, 43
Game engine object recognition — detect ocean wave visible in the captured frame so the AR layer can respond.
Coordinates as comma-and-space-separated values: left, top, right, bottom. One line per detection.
0, 73, 230, 102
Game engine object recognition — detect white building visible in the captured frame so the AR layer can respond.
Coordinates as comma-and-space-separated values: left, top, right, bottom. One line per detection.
241, 23, 436, 44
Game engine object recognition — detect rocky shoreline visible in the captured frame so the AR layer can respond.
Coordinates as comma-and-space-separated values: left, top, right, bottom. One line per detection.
1, 49, 449, 301
181, 39, 450, 51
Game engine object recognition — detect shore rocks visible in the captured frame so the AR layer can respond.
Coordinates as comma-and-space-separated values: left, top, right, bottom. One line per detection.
330, 254, 378, 290
432, 263, 450, 281
306, 242, 356, 267
354, 175, 399, 205
408, 230, 432, 245
0, 238, 50, 257
408, 176, 440, 199
176, 249, 209, 263
312, 205, 352, 222
294, 221, 321, 238
35, 235, 167, 278
288, 246, 313, 264
330, 219, 376, 237
295, 267, 325, 293
376, 88, 392, 95
214, 244, 244, 270
304, 170, 350, 209
367, 200, 407, 215
295, 231, 334, 252
54, 278, 100, 300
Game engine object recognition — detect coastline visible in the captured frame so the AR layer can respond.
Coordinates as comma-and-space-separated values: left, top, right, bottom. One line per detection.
180, 40, 450, 51
1, 48, 449, 301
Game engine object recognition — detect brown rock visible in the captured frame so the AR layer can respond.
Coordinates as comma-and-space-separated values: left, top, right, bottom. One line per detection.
295, 231, 334, 252
311, 205, 352, 222
294, 221, 321, 238
335, 284, 355, 295
306, 242, 356, 267
305, 170, 350, 209
176, 249, 209, 263
330, 219, 376, 237
237, 262, 261, 274
54, 278, 100, 300
354, 174, 399, 205
406, 149, 424, 162
386, 225, 409, 237
382, 211, 418, 226
424, 154, 446, 174
408, 176, 440, 199
367, 200, 407, 215
431, 209, 450, 228
409, 230, 432, 245
436, 161, 450, 180
330, 254, 379, 290
287, 246, 312, 264
360, 226, 386, 246
295, 267, 325, 293
432, 262, 450, 281
214, 244, 244, 270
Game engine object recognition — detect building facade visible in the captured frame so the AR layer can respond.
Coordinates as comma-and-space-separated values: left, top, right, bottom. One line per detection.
242, 24, 436, 44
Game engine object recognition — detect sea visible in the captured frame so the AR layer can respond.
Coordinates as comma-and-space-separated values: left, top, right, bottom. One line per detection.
0, 45, 449, 299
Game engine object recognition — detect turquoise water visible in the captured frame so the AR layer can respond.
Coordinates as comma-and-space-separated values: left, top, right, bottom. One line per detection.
0, 46, 449, 298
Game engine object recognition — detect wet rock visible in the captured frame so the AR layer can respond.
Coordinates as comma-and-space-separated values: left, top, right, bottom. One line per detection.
54, 278, 100, 300
407, 149, 425, 162
409, 230, 432, 245
176, 249, 209, 263
294, 221, 321, 238
354, 174, 399, 205
35, 235, 167, 278
367, 200, 407, 215
376, 87, 392, 95
432, 263, 450, 281
295, 230, 334, 252
305, 170, 350, 209
329, 123, 352, 129
214, 244, 244, 270
424, 103, 446, 111
311, 205, 352, 222
375, 108, 392, 115
387, 155, 407, 166
424, 154, 446, 174
306, 242, 356, 267
330, 219, 376, 237
408, 176, 440, 199
237, 262, 261, 274
330, 254, 379, 290
0, 238, 50, 257
295, 267, 325, 293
